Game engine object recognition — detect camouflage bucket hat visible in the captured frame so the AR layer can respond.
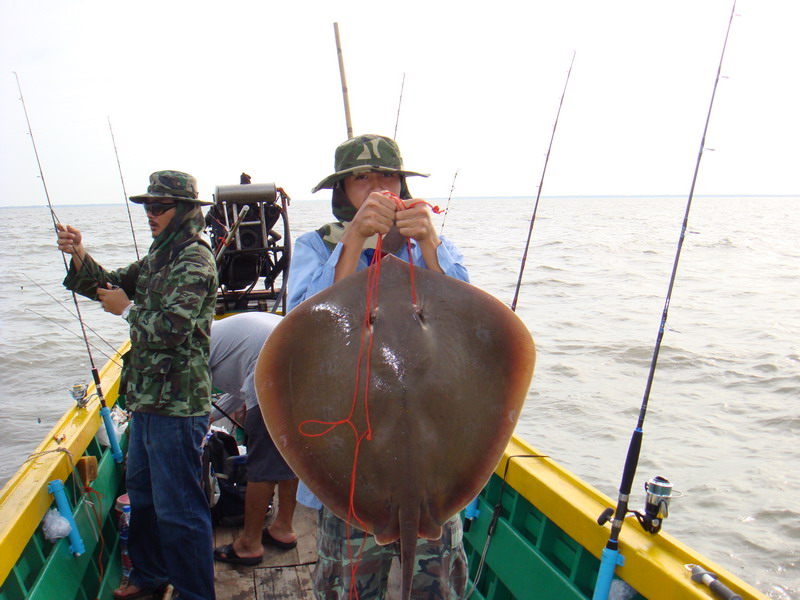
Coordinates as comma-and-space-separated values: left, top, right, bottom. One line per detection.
129, 170, 212, 205
311, 134, 428, 193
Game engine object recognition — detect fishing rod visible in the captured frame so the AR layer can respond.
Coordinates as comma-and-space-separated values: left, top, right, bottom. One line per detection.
510, 51, 576, 312
439, 169, 459, 236
108, 117, 140, 260
393, 72, 406, 139
333, 22, 354, 140
592, 4, 738, 599
14, 72, 124, 464
464, 55, 576, 597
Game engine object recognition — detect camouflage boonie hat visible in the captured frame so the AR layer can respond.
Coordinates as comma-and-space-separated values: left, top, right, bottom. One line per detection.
129, 170, 212, 205
311, 134, 428, 193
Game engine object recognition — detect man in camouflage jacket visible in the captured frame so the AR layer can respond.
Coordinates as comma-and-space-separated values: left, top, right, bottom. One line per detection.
58, 170, 218, 600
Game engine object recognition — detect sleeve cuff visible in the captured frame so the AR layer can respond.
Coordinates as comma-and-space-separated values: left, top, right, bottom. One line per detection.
121, 302, 134, 320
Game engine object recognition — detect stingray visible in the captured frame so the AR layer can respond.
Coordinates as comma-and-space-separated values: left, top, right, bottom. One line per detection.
255, 254, 535, 599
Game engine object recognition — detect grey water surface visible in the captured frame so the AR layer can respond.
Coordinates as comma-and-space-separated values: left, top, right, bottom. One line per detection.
0, 196, 796, 598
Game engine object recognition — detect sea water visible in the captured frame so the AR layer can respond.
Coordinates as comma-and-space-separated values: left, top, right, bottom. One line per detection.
0, 196, 797, 598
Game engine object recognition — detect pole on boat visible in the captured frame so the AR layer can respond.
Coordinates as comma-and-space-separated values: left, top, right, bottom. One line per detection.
108, 117, 140, 260
215, 205, 250, 263
333, 22, 354, 139
592, 4, 737, 598
14, 72, 124, 464
510, 51, 575, 312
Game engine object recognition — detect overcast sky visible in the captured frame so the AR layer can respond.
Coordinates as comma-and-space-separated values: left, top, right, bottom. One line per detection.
1, 0, 797, 208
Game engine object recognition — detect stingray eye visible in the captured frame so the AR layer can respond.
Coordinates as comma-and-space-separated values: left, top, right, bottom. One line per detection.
414, 305, 425, 323
368, 309, 377, 325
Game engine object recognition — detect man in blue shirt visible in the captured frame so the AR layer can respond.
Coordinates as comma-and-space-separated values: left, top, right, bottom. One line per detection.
288, 134, 468, 599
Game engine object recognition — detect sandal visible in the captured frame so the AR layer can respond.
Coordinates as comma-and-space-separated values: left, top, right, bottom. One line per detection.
261, 528, 297, 550
213, 542, 263, 566
113, 582, 167, 600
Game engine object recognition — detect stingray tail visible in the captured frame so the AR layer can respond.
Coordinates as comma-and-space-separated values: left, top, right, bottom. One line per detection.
398, 504, 420, 600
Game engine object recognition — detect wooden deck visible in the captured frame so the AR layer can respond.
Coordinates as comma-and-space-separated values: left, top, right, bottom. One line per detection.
212, 504, 401, 600
213, 504, 318, 600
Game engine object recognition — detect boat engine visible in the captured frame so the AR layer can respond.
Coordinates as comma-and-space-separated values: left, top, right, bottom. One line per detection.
206, 182, 290, 311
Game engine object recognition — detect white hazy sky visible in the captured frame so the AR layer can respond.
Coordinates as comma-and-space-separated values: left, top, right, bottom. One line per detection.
1, 0, 797, 208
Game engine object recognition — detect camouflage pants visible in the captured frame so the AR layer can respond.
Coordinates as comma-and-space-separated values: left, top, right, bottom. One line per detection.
313, 506, 468, 600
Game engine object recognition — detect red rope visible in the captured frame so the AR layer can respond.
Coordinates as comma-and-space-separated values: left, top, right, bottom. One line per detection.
83, 486, 106, 598
298, 190, 438, 598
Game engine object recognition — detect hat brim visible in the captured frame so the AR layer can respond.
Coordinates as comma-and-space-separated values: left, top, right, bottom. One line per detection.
311, 167, 428, 194
129, 192, 213, 206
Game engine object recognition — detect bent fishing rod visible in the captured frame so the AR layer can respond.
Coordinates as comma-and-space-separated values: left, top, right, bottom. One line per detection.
592, 4, 738, 599
14, 72, 123, 464
511, 50, 576, 312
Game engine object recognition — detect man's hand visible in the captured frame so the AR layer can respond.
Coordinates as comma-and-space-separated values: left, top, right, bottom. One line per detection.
97, 284, 131, 315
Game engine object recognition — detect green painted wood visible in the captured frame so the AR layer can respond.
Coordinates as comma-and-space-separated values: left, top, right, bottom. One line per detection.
0, 435, 128, 600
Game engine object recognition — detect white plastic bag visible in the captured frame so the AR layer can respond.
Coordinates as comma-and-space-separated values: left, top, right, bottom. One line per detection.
42, 508, 71, 541
96, 406, 129, 448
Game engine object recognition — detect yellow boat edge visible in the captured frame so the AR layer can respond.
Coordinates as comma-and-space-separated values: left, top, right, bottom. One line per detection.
0, 340, 129, 586
0, 340, 771, 599
497, 435, 769, 600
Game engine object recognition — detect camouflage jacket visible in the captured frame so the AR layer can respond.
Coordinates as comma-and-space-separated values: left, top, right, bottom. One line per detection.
64, 241, 218, 417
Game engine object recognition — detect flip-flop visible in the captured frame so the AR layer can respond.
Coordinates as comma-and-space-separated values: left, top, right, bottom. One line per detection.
112, 582, 167, 600
213, 542, 263, 566
261, 528, 297, 550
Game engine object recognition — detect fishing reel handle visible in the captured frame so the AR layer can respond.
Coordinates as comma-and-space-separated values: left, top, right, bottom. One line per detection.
597, 507, 614, 526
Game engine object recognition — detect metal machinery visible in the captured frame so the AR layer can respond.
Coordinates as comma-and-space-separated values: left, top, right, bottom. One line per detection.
205, 182, 291, 314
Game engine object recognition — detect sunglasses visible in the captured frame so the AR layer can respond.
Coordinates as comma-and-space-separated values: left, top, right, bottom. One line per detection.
143, 202, 177, 217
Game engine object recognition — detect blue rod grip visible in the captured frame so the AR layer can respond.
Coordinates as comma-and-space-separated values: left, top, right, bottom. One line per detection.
47, 479, 85, 556
99, 405, 124, 463
592, 547, 624, 600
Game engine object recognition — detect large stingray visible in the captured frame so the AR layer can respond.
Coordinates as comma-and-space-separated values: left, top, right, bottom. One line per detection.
255, 254, 535, 599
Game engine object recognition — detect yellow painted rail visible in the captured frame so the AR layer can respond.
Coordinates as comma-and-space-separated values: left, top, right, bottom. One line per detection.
0, 341, 128, 587
496, 436, 768, 600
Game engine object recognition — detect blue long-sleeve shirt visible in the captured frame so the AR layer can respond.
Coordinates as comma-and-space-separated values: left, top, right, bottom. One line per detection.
287, 231, 469, 312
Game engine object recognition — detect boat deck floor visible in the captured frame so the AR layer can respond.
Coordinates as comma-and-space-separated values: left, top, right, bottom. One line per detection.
212, 504, 402, 600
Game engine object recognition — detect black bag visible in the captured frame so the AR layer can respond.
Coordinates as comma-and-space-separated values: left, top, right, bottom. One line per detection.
202, 430, 248, 526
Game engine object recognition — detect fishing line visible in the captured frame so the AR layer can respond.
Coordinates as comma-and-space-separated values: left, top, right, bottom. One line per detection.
24, 309, 121, 367
108, 117, 140, 260
439, 169, 459, 236
593, 4, 738, 599
510, 51, 575, 312
22, 273, 121, 357
14, 72, 124, 464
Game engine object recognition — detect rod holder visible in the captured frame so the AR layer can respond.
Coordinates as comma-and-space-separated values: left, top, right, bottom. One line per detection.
47, 479, 85, 556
